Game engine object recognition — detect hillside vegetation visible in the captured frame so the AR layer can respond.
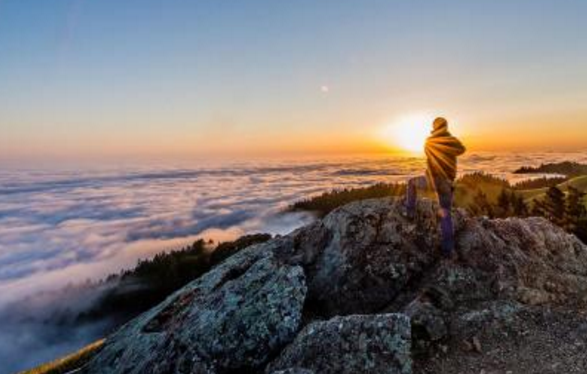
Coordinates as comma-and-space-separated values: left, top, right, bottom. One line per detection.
20, 234, 272, 374
519, 175, 587, 201
288, 173, 520, 217
289, 182, 406, 218
289, 171, 587, 243
78, 233, 272, 324
515, 161, 587, 176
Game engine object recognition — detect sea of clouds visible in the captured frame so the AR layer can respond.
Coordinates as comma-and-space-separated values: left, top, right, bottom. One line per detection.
1, 152, 587, 372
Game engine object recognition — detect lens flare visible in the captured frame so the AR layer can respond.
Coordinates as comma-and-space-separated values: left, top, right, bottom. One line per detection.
383, 115, 432, 153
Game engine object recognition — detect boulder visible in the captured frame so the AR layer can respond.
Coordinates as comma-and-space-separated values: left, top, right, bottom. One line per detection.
278, 198, 452, 316
266, 314, 412, 374
84, 246, 306, 374
278, 198, 587, 316
270, 369, 315, 374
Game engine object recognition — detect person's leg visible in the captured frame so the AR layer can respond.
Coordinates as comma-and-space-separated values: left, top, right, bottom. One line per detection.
436, 179, 455, 257
405, 176, 427, 218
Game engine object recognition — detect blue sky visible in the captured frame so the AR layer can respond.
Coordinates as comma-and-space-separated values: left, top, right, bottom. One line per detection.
1, 0, 587, 159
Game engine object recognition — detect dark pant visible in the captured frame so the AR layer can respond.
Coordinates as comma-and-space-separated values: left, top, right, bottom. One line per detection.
406, 176, 455, 256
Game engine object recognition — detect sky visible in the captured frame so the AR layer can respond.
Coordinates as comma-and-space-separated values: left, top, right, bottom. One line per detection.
1, 0, 587, 161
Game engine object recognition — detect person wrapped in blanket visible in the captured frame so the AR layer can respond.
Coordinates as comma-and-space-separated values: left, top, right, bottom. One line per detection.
405, 117, 466, 258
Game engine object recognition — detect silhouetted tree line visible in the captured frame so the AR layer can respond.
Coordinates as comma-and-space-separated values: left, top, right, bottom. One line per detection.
469, 186, 587, 243
289, 182, 406, 217
77, 233, 272, 324
467, 188, 528, 218
532, 186, 587, 242
512, 176, 569, 190
290, 173, 516, 219
458, 172, 510, 189
515, 161, 587, 176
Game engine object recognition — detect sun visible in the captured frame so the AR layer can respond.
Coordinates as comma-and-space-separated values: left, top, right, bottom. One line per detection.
383, 114, 432, 154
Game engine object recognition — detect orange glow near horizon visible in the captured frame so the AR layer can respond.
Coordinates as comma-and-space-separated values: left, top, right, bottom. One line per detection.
381, 114, 433, 154
2, 113, 587, 163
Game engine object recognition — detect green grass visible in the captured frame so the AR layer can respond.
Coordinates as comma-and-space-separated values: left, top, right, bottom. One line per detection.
19, 340, 104, 374
518, 187, 550, 201
560, 175, 587, 190
451, 174, 587, 210
518, 176, 587, 206
454, 179, 505, 208
288, 172, 587, 218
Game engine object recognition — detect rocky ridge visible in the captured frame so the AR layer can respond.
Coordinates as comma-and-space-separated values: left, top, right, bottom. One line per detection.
84, 198, 587, 374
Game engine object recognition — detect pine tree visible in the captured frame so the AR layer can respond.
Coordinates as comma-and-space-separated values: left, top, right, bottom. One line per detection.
566, 186, 586, 221
573, 219, 587, 244
470, 190, 494, 218
531, 199, 545, 217
511, 192, 529, 217
566, 186, 587, 235
541, 186, 566, 226
496, 188, 511, 217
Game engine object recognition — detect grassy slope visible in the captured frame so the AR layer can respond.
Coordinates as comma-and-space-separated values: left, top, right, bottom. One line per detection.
413, 175, 587, 210
562, 175, 587, 190
462, 175, 587, 208
518, 176, 587, 204
19, 340, 104, 374
454, 179, 506, 208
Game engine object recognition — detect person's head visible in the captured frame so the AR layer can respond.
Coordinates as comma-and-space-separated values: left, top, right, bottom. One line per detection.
432, 117, 448, 131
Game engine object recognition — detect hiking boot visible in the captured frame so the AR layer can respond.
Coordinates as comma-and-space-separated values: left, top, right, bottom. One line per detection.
402, 201, 416, 220
441, 249, 456, 262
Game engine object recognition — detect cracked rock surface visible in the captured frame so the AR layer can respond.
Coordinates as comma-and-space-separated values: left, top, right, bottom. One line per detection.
84, 248, 306, 374
266, 314, 412, 374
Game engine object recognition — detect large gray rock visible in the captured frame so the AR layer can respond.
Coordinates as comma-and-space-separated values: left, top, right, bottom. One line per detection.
84, 246, 306, 374
276, 198, 449, 316
454, 215, 587, 306
270, 369, 315, 374
277, 198, 587, 316
266, 314, 412, 374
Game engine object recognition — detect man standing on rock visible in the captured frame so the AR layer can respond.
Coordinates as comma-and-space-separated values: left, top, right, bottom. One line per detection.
405, 117, 466, 258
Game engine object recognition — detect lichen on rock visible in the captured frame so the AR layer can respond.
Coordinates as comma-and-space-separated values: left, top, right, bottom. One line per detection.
266, 314, 412, 374
84, 246, 307, 374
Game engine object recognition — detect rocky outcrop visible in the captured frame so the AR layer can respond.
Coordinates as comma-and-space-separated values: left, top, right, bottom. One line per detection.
86, 197, 587, 373
84, 248, 306, 373
269, 369, 315, 374
266, 314, 412, 374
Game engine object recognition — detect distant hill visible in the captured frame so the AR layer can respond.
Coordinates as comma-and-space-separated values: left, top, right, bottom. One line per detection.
287, 172, 514, 218
453, 172, 510, 208
288, 182, 406, 217
518, 175, 587, 202
511, 176, 569, 190
287, 170, 587, 246
514, 161, 587, 176
289, 171, 587, 216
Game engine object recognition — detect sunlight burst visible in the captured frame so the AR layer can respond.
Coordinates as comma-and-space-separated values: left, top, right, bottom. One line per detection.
384, 115, 432, 153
